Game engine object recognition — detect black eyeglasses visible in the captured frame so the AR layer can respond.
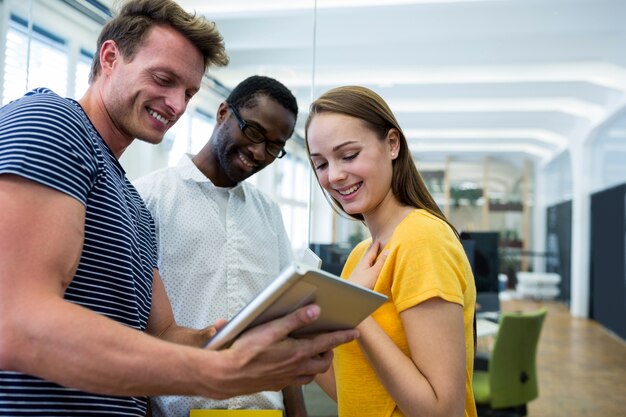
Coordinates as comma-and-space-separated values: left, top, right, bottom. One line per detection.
229, 104, 287, 159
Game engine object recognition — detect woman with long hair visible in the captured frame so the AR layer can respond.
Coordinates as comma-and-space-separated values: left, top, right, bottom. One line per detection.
305, 86, 477, 417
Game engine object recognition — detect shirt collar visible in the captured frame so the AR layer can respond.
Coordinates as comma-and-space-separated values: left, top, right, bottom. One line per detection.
176, 153, 243, 192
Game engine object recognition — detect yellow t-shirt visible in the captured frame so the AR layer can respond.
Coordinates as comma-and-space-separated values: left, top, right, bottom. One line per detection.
335, 209, 477, 417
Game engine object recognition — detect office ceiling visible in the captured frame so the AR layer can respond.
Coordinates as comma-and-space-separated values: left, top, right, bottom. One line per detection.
174, 0, 626, 170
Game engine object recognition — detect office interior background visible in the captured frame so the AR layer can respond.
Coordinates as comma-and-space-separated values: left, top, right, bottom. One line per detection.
1, 1, 625, 410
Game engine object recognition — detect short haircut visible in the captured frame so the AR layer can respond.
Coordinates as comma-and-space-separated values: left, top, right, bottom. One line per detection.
227, 75, 298, 119
89, 0, 228, 83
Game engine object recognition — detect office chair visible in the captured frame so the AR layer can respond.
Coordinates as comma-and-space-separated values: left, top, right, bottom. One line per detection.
473, 307, 547, 417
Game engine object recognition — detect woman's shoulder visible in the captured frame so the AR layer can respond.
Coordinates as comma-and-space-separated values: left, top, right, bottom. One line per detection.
396, 209, 451, 236
388, 210, 462, 257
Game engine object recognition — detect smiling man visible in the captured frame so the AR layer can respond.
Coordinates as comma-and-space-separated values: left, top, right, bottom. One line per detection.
134, 75, 307, 416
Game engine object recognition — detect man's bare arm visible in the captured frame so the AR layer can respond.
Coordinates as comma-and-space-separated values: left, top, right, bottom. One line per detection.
0, 175, 357, 399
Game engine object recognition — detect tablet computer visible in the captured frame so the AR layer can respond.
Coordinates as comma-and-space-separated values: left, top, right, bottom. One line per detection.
205, 262, 387, 350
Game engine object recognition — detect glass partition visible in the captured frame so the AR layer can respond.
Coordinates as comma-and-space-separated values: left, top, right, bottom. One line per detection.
1, 0, 552, 279
590, 109, 626, 193
119, 1, 318, 256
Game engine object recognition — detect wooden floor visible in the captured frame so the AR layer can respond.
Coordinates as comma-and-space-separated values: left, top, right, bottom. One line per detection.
501, 299, 626, 417
304, 299, 626, 417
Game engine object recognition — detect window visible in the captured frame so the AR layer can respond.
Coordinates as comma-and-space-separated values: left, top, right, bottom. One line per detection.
189, 111, 214, 154
74, 48, 93, 99
275, 154, 311, 254
166, 110, 215, 167
2, 14, 68, 105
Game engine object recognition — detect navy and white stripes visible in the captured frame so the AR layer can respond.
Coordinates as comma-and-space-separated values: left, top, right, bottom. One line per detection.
0, 88, 156, 416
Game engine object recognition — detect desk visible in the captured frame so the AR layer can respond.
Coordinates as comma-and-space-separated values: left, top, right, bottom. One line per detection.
476, 311, 500, 321
477, 318, 499, 338
476, 318, 499, 354
191, 412, 281, 416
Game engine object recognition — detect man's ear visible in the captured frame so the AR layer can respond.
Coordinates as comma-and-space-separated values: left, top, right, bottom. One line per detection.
215, 102, 230, 125
99, 40, 120, 76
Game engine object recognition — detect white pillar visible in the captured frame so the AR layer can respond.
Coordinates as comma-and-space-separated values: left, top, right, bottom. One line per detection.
532, 162, 547, 273
569, 139, 591, 318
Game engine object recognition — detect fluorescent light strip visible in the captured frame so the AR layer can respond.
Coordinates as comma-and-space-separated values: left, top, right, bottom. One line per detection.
403, 129, 568, 148
211, 62, 626, 94
390, 98, 605, 122
409, 142, 552, 159
607, 129, 626, 139
183, 0, 501, 15
273, 62, 626, 93
213, 63, 626, 101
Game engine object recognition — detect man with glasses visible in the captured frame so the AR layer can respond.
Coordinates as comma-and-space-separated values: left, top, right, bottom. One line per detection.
134, 75, 306, 416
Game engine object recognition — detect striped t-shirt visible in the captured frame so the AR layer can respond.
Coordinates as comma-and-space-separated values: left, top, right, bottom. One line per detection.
0, 88, 157, 416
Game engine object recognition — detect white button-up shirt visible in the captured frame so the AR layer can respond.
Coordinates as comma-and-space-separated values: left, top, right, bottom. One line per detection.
134, 154, 294, 415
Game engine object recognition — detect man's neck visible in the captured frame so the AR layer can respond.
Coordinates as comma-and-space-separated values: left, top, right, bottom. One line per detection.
191, 150, 235, 188
78, 87, 132, 159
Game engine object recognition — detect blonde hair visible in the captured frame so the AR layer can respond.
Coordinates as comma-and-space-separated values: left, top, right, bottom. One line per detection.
89, 0, 228, 83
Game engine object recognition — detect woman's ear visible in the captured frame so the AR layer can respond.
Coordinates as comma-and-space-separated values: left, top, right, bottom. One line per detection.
387, 128, 401, 160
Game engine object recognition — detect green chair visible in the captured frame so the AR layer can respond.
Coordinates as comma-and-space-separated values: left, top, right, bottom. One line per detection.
473, 307, 547, 417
